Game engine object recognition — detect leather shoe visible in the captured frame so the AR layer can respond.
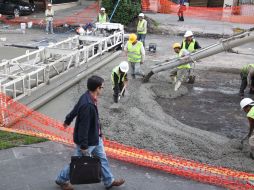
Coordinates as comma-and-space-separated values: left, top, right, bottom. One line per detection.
55, 180, 74, 190
106, 179, 125, 189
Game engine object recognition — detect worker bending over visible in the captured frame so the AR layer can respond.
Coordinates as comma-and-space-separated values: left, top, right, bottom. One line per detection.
137, 13, 147, 47
97, 7, 109, 23
239, 64, 254, 97
111, 61, 129, 103
124, 33, 145, 79
181, 30, 201, 53
170, 43, 190, 91
240, 98, 254, 159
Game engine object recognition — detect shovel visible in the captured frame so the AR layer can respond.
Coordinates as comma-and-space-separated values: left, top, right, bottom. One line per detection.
118, 84, 126, 101
110, 85, 127, 110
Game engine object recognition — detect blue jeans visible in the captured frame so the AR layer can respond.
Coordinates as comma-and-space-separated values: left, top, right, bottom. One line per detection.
56, 138, 114, 187
46, 20, 54, 34
137, 34, 146, 47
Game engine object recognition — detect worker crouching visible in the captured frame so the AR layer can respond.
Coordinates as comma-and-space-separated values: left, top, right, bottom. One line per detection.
170, 43, 190, 91
239, 64, 254, 98
112, 61, 129, 103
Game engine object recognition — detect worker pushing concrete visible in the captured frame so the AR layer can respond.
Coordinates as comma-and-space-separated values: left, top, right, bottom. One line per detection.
181, 30, 201, 52
170, 43, 190, 91
240, 98, 254, 159
45, 3, 54, 34
239, 64, 254, 98
137, 13, 147, 48
124, 33, 145, 79
111, 61, 129, 103
97, 7, 109, 23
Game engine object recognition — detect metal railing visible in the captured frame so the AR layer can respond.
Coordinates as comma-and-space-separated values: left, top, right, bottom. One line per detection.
0, 30, 124, 101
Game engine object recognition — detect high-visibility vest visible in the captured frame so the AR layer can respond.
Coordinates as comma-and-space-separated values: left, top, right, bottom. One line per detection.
111, 66, 126, 86
182, 39, 196, 52
127, 41, 143, 63
241, 64, 254, 77
177, 49, 191, 69
99, 13, 107, 23
247, 106, 254, 120
137, 20, 147, 34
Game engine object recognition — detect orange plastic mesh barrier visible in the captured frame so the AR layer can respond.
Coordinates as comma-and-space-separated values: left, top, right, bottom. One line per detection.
142, 0, 254, 24
0, 92, 254, 189
0, 2, 99, 27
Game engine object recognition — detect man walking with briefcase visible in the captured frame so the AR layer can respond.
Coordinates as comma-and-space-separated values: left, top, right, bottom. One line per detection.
55, 75, 125, 190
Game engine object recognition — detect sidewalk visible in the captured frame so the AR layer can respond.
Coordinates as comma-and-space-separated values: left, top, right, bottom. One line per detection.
0, 1, 98, 27
147, 13, 254, 37
0, 141, 223, 190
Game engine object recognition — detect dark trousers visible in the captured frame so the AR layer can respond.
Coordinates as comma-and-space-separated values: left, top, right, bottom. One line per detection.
240, 73, 254, 94
137, 34, 146, 48
178, 10, 184, 21
113, 82, 124, 103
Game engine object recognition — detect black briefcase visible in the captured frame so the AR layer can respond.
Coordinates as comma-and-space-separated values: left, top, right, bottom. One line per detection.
70, 156, 101, 184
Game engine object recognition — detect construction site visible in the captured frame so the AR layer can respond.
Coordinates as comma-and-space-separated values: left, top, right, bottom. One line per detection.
0, 0, 254, 190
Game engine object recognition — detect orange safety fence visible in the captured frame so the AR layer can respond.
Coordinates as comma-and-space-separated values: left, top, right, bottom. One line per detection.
0, 2, 99, 27
0, 92, 254, 189
142, 0, 254, 24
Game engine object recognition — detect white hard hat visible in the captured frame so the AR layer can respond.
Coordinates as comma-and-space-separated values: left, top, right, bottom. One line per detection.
48, 3, 52, 6
184, 30, 193, 37
240, 98, 254, 109
119, 61, 129, 73
101, 7, 105, 11
76, 27, 85, 35
139, 13, 145, 17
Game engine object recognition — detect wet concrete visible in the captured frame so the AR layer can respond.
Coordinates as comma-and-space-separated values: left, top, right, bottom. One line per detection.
156, 70, 249, 139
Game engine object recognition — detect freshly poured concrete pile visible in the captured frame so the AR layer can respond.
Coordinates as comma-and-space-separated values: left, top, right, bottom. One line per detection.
73, 55, 254, 173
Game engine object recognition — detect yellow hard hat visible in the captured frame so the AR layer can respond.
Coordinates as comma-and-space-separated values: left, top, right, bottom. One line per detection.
129, 33, 137, 43
173, 43, 181, 49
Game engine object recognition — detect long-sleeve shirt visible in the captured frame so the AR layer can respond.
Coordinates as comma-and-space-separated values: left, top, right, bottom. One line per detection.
45, 9, 54, 21
124, 42, 145, 62
248, 68, 254, 86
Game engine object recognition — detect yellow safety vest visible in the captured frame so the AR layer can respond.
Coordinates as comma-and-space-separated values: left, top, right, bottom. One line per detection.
247, 106, 254, 119
99, 13, 107, 23
127, 41, 142, 63
111, 66, 126, 86
137, 20, 147, 34
177, 49, 191, 69
241, 64, 254, 77
182, 39, 196, 52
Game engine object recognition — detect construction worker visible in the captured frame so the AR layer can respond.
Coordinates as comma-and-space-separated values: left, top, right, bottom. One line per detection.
45, 3, 54, 34
111, 61, 129, 103
124, 33, 145, 79
137, 13, 147, 47
170, 43, 190, 91
177, 0, 186, 21
240, 98, 254, 159
181, 30, 201, 53
239, 64, 254, 97
97, 7, 109, 23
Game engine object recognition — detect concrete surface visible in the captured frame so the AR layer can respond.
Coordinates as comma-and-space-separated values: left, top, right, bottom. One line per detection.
0, 141, 224, 190
0, 9, 254, 190
146, 13, 254, 37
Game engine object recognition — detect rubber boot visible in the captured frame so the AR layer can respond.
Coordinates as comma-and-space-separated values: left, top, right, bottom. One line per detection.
170, 76, 177, 84
174, 81, 182, 91
113, 95, 118, 103
180, 16, 184, 21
